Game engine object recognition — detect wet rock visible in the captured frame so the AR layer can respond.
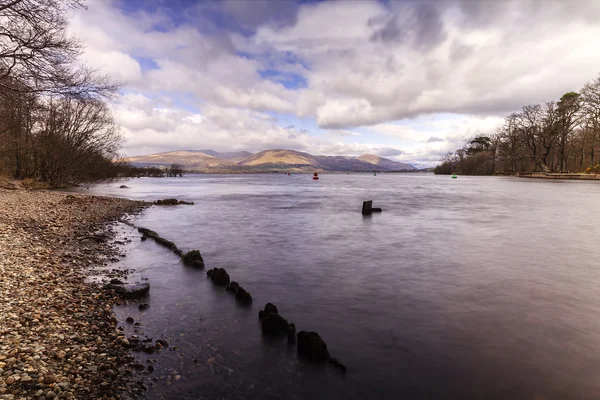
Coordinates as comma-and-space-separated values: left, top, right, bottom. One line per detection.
226, 281, 240, 293
207, 268, 230, 286
297, 331, 330, 362
153, 198, 194, 205
147, 365, 154, 373
104, 282, 150, 299
182, 250, 204, 267
372, 207, 382, 212
126, 317, 134, 324
173, 249, 183, 257
258, 303, 278, 320
141, 236, 147, 241
109, 278, 124, 284
259, 304, 290, 336
137, 227, 158, 239
329, 357, 347, 373
235, 287, 252, 305
138, 303, 150, 311
119, 185, 129, 189
288, 323, 297, 344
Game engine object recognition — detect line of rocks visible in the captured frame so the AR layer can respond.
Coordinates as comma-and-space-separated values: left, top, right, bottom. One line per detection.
134, 225, 346, 374
0, 188, 151, 400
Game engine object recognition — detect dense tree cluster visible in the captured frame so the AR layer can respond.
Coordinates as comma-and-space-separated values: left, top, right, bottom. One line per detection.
435, 75, 600, 175
0, 0, 122, 186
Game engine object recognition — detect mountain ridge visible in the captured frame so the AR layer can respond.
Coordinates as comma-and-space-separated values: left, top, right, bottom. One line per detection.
126, 149, 415, 172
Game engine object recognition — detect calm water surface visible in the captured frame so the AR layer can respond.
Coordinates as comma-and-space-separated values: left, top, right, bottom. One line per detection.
71, 173, 600, 399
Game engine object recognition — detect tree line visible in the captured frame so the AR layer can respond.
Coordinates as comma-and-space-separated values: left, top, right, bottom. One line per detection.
0, 0, 183, 186
434, 75, 600, 175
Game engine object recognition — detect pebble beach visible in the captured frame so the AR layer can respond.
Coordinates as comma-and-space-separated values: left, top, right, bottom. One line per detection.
0, 186, 148, 400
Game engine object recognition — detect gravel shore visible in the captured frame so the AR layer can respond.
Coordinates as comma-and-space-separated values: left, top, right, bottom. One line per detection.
0, 187, 148, 399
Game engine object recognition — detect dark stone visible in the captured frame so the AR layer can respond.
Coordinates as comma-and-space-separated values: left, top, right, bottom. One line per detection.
206, 269, 214, 278
235, 287, 252, 305
147, 365, 154, 373
192, 260, 205, 269
154, 198, 179, 205
153, 198, 194, 206
173, 249, 183, 257
297, 331, 330, 362
209, 268, 230, 286
154, 236, 178, 250
140, 236, 147, 241
126, 317, 134, 324
182, 250, 204, 267
137, 343, 155, 354
329, 358, 347, 373
264, 303, 278, 315
137, 227, 158, 239
372, 207, 382, 212
109, 278, 124, 284
288, 323, 297, 344
138, 304, 150, 311
156, 339, 169, 348
226, 281, 240, 293
120, 185, 129, 189
261, 313, 290, 336
362, 200, 372, 215
104, 283, 150, 299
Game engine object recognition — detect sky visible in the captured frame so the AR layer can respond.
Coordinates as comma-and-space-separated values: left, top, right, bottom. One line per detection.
68, 0, 600, 167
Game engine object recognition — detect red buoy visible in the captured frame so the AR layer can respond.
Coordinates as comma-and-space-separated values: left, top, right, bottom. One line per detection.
313, 172, 319, 180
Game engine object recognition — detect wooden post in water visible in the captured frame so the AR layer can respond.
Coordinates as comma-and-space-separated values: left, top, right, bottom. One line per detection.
362, 200, 372, 215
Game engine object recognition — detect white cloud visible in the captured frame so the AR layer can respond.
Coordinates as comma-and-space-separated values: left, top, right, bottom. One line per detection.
66, 0, 600, 166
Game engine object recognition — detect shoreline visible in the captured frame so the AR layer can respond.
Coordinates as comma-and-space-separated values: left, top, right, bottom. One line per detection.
0, 187, 149, 399
496, 172, 600, 180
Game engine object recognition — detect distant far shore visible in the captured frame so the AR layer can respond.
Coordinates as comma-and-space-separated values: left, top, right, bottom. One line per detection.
496, 172, 600, 180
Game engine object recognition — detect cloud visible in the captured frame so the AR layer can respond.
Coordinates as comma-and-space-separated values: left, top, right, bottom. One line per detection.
256, 0, 600, 128
66, 0, 600, 166
375, 147, 405, 157
427, 136, 444, 143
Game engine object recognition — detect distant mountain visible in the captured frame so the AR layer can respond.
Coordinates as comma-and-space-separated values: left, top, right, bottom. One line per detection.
126, 149, 415, 172
239, 149, 415, 172
357, 154, 415, 171
197, 150, 254, 162
126, 151, 247, 171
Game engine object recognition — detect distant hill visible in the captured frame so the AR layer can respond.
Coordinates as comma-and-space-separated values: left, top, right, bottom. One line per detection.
126, 151, 247, 171
126, 149, 415, 172
239, 149, 415, 172
197, 150, 253, 162
357, 154, 415, 171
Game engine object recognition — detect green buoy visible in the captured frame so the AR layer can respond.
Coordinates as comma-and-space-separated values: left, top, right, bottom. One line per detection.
452, 174, 457, 179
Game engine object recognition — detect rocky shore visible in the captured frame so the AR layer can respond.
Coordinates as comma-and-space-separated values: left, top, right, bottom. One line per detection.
0, 187, 148, 399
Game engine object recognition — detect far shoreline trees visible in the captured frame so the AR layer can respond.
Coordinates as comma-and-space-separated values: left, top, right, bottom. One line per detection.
435, 75, 600, 175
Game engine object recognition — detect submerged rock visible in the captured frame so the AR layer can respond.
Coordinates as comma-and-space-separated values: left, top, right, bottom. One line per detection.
258, 303, 290, 336
182, 250, 204, 268
297, 331, 330, 362
153, 198, 194, 205
119, 185, 129, 189
288, 323, 297, 344
226, 281, 240, 293
329, 357, 347, 373
372, 207, 382, 212
235, 287, 252, 305
208, 268, 230, 286
104, 283, 150, 299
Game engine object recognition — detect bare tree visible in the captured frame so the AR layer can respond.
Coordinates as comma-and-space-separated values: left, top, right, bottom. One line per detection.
0, 0, 117, 98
